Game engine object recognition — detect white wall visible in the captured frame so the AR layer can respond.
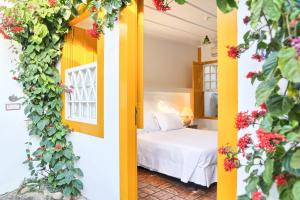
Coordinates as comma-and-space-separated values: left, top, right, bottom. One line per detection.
0, 26, 121, 200
69, 26, 120, 200
0, 40, 29, 194
144, 34, 197, 90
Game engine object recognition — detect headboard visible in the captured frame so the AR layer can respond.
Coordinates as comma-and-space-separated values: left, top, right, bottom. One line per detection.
144, 89, 191, 115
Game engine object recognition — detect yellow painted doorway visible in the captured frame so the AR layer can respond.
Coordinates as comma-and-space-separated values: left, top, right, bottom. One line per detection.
119, 1, 238, 200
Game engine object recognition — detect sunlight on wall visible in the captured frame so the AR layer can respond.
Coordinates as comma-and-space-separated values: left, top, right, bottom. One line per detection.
157, 100, 180, 115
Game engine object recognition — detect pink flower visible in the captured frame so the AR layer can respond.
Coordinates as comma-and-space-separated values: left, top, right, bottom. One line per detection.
237, 134, 252, 155
54, 144, 62, 150
290, 19, 298, 27
236, 111, 253, 130
274, 174, 287, 186
11, 26, 24, 33
227, 46, 240, 59
12, 76, 18, 80
48, 0, 57, 7
251, 53, 264, 62
260, 103, 267, 111
252, 192, 262, 200
224, 157, 238, 171
251, 110, 266, 120
256, 129, 286, 152
153, 0, 171, 12
218, 146, 229, 155
87, 23, 100, 39
243, 16, 250, 25
246, 71, 256, 79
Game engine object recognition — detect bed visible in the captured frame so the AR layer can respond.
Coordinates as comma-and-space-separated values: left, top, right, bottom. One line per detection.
137, 127, 218, 187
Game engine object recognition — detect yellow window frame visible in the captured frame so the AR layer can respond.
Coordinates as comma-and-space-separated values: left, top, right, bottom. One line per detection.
61, 25, 104, 138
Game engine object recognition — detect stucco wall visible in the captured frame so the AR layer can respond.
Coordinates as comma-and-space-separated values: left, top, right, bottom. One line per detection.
144, 34, 197, 90
0, 26, 121, 200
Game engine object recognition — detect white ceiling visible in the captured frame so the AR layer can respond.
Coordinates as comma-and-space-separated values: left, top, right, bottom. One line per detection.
144, 0, 217, 46
75, 0, 217, 46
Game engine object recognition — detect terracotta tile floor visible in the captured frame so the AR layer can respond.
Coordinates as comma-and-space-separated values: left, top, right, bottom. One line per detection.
138, 168, 217, 200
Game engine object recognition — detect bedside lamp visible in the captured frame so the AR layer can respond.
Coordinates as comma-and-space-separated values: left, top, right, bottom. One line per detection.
181, 106, 194, 126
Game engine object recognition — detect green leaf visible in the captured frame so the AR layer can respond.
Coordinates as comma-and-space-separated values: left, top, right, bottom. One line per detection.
63, 186, 72, 197
216, 0, 237, 13
262, 159, 274, 188
238, 195, 250, 200
250, 0, 264, 28
256, 78, 277, 105
266, 95, 294, 116
284, 148, 300, 176
37, 119, 49, 130
262, 52, 278, 78
73, 179, 83, 190
246, 176, 259, 193
63, 149, 73, 159
43, 152, 52, 163
278, 48, 300, 82
174, 0, 186, 5
287, 132, 300, 141
292, 181, 300, 200
53, 162, 64, 172
263, 0, 282, 21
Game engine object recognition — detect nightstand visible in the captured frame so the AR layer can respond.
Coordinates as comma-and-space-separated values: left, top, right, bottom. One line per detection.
186, 124, 198, 129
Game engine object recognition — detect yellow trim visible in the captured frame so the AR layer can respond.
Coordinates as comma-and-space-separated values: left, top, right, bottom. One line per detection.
137, 0, 144, 128
119, 1, 138, 199
119, 2, 238, 199
61, 27, 104, 138
217, 9, 238, 200
69, 10, 91, 27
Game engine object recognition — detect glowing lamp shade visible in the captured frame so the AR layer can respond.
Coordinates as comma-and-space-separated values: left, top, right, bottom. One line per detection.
181, 107, 194, 126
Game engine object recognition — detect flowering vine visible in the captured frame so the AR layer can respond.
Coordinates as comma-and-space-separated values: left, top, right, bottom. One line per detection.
0, 0, 131, 198
217, 0, 300, 200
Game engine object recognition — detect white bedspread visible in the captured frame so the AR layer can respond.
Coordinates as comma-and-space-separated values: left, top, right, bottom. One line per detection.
138, 128, 217, 184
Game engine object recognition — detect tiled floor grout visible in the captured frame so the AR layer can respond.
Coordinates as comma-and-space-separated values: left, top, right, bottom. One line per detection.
138, 168, 217, 200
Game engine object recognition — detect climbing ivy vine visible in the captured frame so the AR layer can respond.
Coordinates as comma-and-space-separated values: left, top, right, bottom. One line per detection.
0, 0, 129, 197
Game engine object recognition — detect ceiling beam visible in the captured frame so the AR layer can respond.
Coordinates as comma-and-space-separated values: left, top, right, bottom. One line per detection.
186, 2, 217, 18
144, 5, 217, 33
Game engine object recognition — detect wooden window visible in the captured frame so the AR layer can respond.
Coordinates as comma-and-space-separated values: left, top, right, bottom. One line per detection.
61, 27, 104, 138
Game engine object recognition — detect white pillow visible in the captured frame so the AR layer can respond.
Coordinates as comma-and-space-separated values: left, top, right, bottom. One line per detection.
155, 113, 183, 131
143, 112, 161, 132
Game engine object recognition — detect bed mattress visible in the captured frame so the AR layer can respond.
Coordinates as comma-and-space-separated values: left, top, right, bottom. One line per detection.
137, 128, 218, 187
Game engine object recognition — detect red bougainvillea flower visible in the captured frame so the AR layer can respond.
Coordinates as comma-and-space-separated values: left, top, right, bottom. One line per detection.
224, 157, 238, 171
227, 45, 240, 59
90, 6, 97, 13
87, 23, 100, 39
246, 71, 257, 79
153, 0, 171, 12
251, 53, 264, 62
290, 19, 298, 27
256, 129, 286, 152
218, 146, 230, 155
12, 76, 18, 80
54, 144, 62, 150
251, 110, 266, 120
48, 0, 57, 7
274, 174, 287, 186
243, 16, 250, 25
11, 26, 24, 33
237, 134, 252, 155
260, 103, 267, 111
252, 192, 262, 200
236, 111, 253, 130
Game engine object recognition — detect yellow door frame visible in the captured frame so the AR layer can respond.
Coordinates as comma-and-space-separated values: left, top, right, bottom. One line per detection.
119, 2, 238, 200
